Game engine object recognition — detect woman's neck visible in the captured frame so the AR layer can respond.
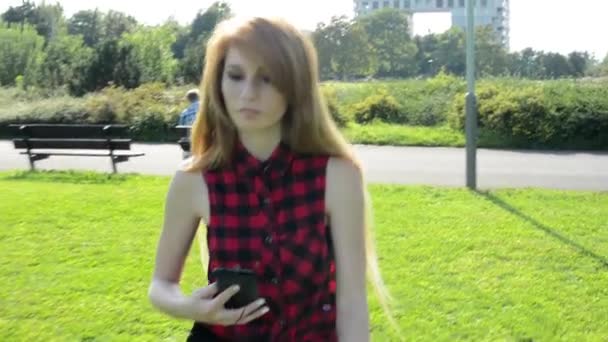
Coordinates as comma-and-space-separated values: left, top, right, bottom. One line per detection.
238, 126, 282, 161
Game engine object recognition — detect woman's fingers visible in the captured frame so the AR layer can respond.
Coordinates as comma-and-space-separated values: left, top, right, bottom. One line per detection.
215, 297, 269, 326
235, 305, 270, 325
192, 282, 219, 299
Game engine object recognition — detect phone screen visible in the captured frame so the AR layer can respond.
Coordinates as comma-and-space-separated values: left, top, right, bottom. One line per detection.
211, 268, 259, 309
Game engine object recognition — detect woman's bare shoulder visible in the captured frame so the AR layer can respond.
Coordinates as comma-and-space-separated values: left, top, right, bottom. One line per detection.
327, 157, 362, 184
326, 156, 364, 213
170, 159, 210, 224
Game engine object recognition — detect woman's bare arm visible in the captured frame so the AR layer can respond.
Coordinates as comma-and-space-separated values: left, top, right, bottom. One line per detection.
326, 157, 370, 342
148, 168, 208, 319
148, 166, 269, 325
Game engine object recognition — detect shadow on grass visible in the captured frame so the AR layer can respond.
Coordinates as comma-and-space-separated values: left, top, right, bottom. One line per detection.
0, 170, 135, 185
476, 190, 608, 268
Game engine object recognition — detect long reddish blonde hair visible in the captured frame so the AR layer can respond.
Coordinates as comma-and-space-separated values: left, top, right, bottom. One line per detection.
185, 16, 398, 335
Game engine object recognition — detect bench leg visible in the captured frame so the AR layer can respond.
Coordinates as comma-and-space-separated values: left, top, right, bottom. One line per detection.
111, 158, 117, 174
111, 155, 130, 173
26, 152, 49, 171
28, 154, 36, 171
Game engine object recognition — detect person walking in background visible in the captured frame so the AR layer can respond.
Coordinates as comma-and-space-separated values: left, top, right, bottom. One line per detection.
179, 89, 200, 159
179, 89, 200, 126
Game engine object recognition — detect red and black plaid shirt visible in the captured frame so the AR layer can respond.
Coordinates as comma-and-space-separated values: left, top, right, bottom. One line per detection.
193, 140, 337, 341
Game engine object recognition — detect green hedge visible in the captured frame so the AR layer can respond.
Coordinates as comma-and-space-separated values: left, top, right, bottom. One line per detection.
0, 83, 187, 141
352, 90, 402, 124
448, 79, 608, 149
2, 76, 608, 150
326, 71, 465, 126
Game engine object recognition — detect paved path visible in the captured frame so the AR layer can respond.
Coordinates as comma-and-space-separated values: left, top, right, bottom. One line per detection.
1, 140, 607, 190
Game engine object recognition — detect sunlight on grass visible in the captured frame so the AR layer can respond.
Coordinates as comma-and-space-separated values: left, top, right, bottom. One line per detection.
344, 123, 465, 147
1, 171, 606, 341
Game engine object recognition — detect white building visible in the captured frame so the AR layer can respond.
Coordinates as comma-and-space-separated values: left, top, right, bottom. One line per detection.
353, 0, 510, 48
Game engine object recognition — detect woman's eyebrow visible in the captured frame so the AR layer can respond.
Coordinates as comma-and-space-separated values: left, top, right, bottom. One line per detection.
225, 64, 242, 70
225, 64, 268, 75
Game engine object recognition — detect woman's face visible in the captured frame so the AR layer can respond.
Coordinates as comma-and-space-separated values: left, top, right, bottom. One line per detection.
221, 44, 288, 134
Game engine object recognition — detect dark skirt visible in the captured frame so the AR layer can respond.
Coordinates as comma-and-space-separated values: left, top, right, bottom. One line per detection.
187, 322, 226, 342
186, 322, 270, 342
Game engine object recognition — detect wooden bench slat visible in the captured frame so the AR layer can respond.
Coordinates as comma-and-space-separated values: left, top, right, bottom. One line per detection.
18, 152, 145, 157
9, 124, 129, 139
13, 138, 132, 150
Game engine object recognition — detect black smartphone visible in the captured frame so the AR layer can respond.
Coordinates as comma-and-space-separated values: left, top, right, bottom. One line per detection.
210, 267, 259, 309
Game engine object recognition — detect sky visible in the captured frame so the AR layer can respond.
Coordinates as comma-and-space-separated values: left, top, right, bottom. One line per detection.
2, 0, 607, 60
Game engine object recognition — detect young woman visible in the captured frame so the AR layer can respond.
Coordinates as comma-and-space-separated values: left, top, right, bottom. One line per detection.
149, 16, 391, 341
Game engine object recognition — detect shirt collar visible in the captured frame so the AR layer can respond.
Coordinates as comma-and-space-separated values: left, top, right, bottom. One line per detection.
233, 139, 294, 178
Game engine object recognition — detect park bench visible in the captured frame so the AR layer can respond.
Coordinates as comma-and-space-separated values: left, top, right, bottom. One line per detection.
10, 124, 145, 173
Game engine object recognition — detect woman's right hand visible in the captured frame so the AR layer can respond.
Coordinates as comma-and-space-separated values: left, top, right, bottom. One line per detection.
184, 283, 269, 326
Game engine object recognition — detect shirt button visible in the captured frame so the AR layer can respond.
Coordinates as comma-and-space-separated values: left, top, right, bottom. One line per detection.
322, 304, 332, 312
279, 319, 286, 327
263, 197, 271, 206
271, 277, 280, 285
264, 235, 273, 245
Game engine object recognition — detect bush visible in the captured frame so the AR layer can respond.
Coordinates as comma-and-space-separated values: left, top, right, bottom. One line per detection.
84, 87, 122, 123
448, 79, 608, 148
1, 83, 185, 141
329, 73, 465, 126
320, 85, 348, 127
544, 83, 608, 141
406, 93, 450, 126
130, 111, 169, 141
352, 90, 402, 124
0, 96, 89, 124
2, 77, 608, 150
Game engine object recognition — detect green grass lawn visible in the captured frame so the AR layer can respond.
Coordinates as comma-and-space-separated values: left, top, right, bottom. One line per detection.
1, 171, 607, 341
342, 123, 578, 150
344, 123, 465, 147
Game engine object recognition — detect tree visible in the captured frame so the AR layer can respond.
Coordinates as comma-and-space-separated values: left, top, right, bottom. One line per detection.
1, 1, 36, 31
313, 21, 336, 79
178, 1, 233, 83
313, 16, 376, 80
40, 34, 93, 90
121, 24, 178, 84
599, 54, 608, 76
507, 48, 541, 78
76, 38, 141, 93
103, 10, 137, 41
85, 39, 122, 91
68, 9, 138, 47
29, 2, 66, 43
67, 10, 103, 47
415, 34, 437, 76
0, 25, 44, 86
540, 52, 572, 78
437, 28, 466, 76
336, 22, 377, 78
475, 25, 508, 76
567, 51, 591, 77
181, 34, 207, 84
111, 42, 142, 90
415, 27, 466, 77
357, 8, 418, 77
188, 1, 232, 42
1, 1, 64, 42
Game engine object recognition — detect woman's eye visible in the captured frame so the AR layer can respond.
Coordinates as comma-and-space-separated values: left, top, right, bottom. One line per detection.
260, 75, 271, 84
227, 73, 243, 81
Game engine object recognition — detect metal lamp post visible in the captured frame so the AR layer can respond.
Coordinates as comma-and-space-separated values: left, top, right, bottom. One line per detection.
465, 0, 477, 189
